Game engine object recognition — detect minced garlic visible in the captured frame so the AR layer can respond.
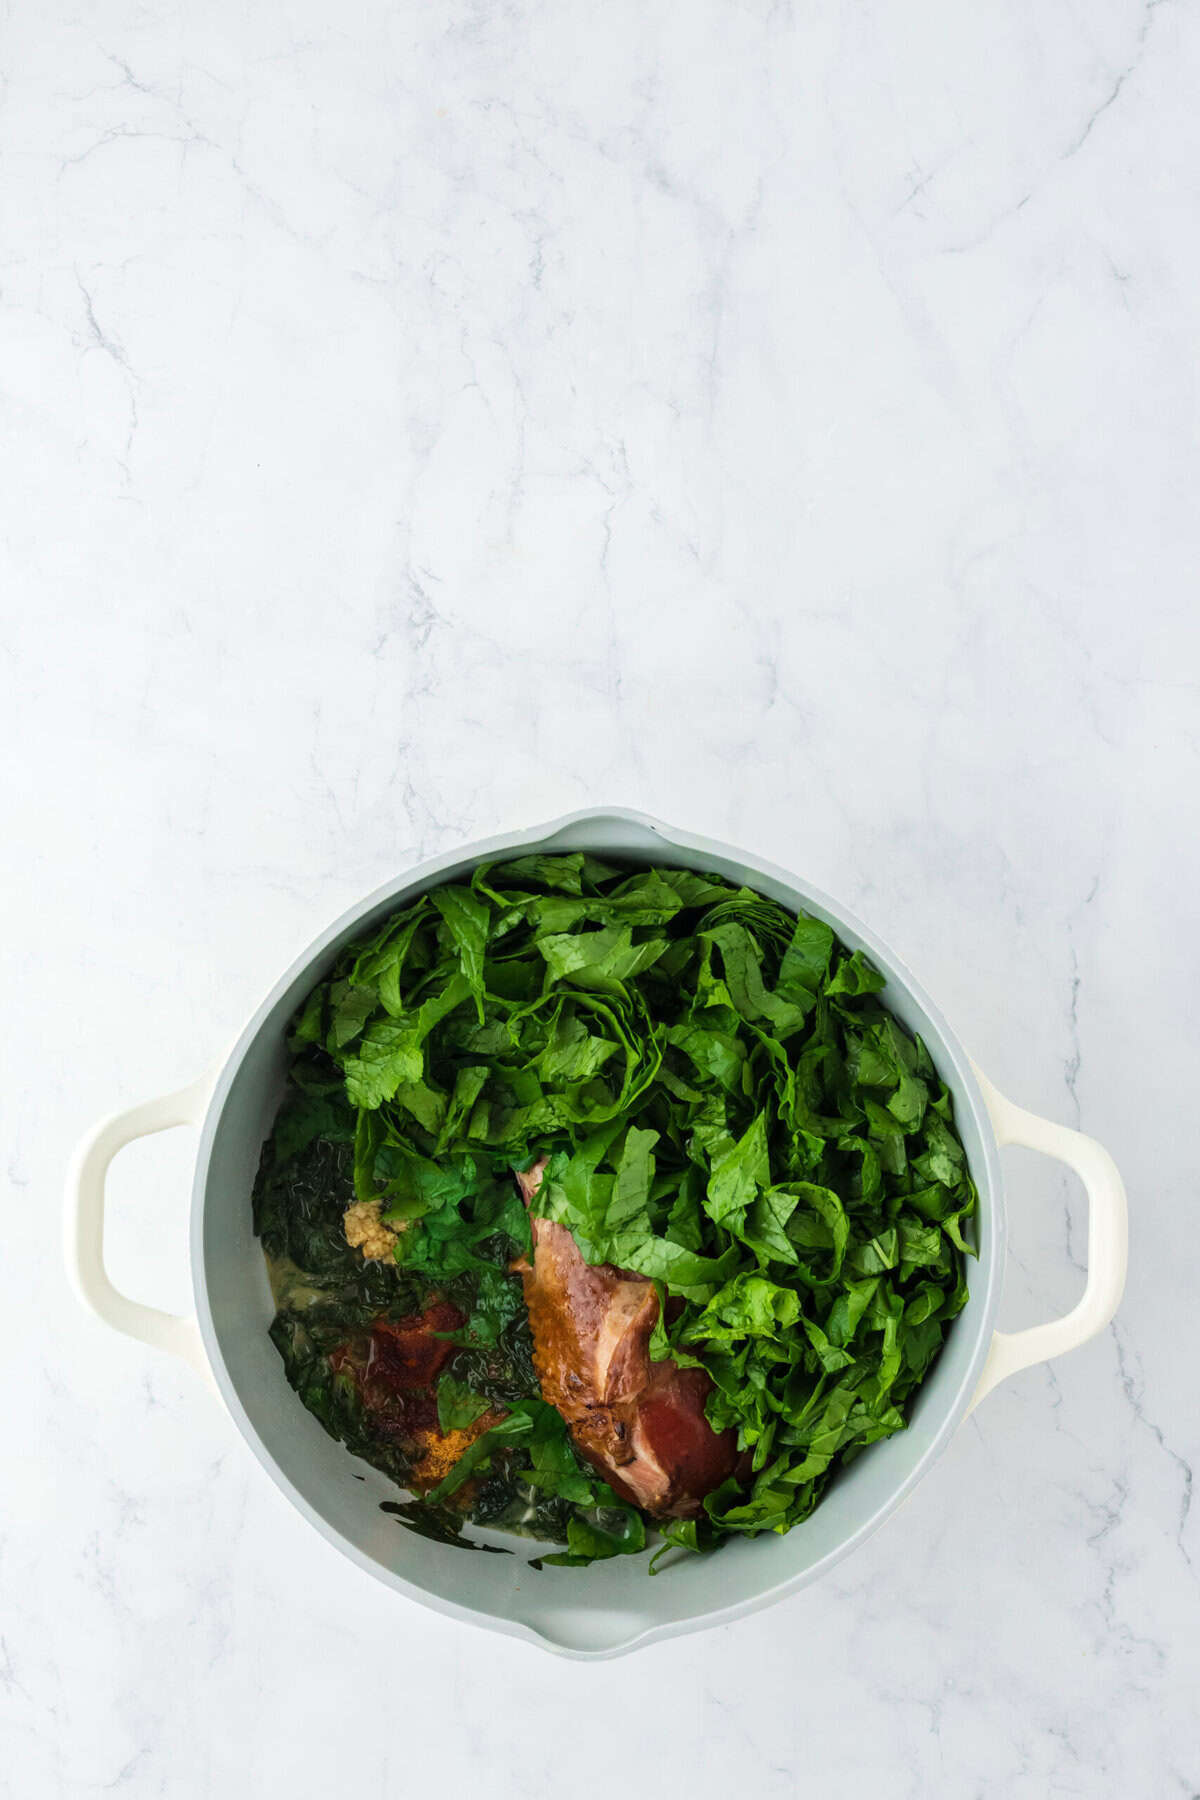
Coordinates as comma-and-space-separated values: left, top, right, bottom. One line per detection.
343, 1199, 402, 1260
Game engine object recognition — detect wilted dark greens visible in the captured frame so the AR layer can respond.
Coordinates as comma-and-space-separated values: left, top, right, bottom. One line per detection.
253, 1134, 628, 1556
254, 853, 973, 1567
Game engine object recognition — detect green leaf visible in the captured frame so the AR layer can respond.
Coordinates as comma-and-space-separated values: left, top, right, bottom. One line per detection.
495, 852, 587, 893
436, 1372, 492, 1433
536, 1007, 620, 1085
887, 1069, 928, 1129
826, 950, 886, 997
666, 1022, 747, 1092
898, 1216, 946, 1271
826, 1277, 879, 1348
536, 1123, 623, 1244
743, 1186, 800, 1265
800, 1315, 856, 1372
700, 921, 813, 1037
329, 980, 379, 1049
520, 1406, 606, 1504
272, 1088, 354, 1164
343, 973, 471, 1109
606, 1233, 741, 1297
611, 1125, 658, 1228
779, 914, 834, 994
541, 1507, 647, 1566
343, 1017, 425, 1108
392, 1079, 447, 1135
705, 1113, 770, 1232
291, 987, 326, 1046
434, 1065, 490, 1152
426, 1409, 536, 1503
648, 1517, 702, 1574
847, 1228, 899, 1276
686, 1270, 803, 1343
432, 886, 491, 1019
537, 925, 669, 988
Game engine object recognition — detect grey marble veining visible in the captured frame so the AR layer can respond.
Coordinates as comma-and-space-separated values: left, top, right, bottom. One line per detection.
3, 0, 1198, 1794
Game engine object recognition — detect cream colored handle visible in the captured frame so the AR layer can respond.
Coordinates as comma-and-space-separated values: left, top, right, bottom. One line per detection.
65, 1077, 216, 1386
969, 1065, 1128, 1411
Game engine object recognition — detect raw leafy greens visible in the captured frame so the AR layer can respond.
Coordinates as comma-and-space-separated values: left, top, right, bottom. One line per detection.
253, 853, 973, 1567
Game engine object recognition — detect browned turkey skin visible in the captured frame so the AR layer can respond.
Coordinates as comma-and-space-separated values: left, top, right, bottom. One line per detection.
514, 1159, 738, 1519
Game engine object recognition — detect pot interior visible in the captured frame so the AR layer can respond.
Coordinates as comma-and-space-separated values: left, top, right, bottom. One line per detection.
194, 811, 1002, 1655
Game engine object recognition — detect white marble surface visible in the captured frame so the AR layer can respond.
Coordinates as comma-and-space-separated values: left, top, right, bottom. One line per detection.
4, 0, 1199, 1791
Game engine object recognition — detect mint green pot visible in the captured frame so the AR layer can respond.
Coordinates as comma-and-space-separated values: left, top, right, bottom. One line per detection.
67, 809, 1127, 1658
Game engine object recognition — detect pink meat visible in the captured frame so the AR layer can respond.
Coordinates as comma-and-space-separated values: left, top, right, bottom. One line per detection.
513, 1157, 738, 1519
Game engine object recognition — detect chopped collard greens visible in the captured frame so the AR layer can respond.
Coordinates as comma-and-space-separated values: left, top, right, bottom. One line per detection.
253, 855, 974, 1569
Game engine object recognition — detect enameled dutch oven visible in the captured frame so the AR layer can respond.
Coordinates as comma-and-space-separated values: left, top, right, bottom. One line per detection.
66, 809, 1127, 1658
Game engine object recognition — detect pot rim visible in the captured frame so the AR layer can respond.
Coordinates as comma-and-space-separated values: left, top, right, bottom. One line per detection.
189, 806, 1004, 1658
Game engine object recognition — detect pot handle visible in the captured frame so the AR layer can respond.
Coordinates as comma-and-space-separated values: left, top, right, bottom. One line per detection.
968, 1064, 1127, 1411
65, 1076, 217, 1387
